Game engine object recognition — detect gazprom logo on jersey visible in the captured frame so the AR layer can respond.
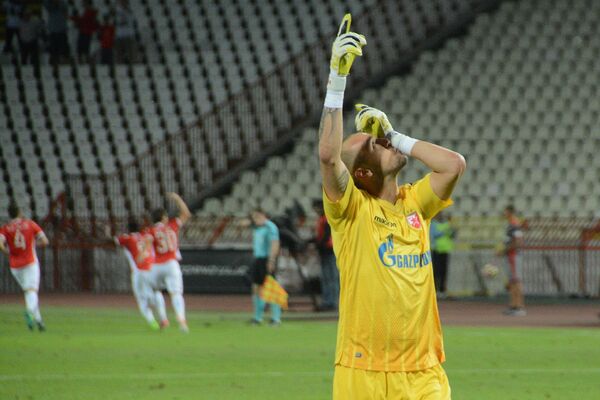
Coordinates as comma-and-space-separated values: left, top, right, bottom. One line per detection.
377, 235, 431, 268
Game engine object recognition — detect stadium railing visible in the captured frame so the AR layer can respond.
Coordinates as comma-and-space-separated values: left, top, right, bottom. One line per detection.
4, 215, 598, 296
449, 217, 600, 297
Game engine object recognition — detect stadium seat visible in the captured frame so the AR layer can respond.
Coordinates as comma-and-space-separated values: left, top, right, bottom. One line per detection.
196, 0, 600, 220
0, 0, 513, 221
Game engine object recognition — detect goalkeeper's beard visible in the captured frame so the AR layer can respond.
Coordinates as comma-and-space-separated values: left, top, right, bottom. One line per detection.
384, 149, 409, 176
360, 146, 408, 179
369, 155, 408, 195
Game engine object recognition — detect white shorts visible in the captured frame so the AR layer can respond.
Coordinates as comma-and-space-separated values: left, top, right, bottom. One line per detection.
149, 259, 183, 294
10, 262, 40, 291
131, 269, 154, 304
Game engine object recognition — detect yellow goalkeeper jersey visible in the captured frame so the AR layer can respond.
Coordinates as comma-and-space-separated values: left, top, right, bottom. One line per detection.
324, 173, 452, 372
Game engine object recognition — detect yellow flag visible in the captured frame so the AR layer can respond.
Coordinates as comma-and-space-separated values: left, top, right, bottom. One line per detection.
260, 275, 289, 310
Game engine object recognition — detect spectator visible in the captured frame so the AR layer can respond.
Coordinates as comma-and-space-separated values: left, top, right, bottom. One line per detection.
271, 201, 306, 257
70, 0, 98, 64
19, 8, 44, 67
312, 199, 339, 311
98, 12, 115, 65
44, 0, 69, 65
430, 212, 455, 298
114, 0, 136, 64
3, 0, 23, 55
500, 205, 526, 316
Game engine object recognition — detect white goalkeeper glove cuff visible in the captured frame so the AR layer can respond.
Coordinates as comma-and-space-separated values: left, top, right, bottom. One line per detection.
324, 70, 346, 109
387, 130, 419, 156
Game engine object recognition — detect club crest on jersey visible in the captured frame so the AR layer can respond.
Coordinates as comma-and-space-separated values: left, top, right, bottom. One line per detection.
406, 212, 422, 229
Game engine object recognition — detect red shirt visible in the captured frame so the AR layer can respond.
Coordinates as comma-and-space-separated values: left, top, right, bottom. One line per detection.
99, 24, 115, 49
71, 8, 98, 35
315, 215, 333, 250
116, 232, 154, 271
0, 219, 45, 268
147, 219, 181, 264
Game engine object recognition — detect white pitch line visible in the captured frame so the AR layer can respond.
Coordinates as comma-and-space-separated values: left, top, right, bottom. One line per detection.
0, 368, 599, 381
449, 368, 600, 374
0, 371, 331, 381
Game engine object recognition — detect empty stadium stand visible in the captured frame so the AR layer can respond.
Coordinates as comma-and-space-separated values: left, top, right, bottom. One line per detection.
1, 0, 485, 222
197, 0, 600, 227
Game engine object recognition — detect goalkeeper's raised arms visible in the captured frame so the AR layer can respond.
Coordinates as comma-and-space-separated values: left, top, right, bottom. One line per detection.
354, 104, 418, 156
325, 14, 367, 108
318, 14, 367, 203
354, 102, 467, 199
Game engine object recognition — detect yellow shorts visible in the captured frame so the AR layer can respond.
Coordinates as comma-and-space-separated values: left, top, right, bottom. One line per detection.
333, 364, 451, 400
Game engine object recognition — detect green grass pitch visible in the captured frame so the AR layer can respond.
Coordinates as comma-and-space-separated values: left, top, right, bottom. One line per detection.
1, 305, 599, 399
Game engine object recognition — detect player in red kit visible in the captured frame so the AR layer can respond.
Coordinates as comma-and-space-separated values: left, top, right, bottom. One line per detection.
147, 193, 191, 332
0, 204, 50, 331
113, 217, 164, 330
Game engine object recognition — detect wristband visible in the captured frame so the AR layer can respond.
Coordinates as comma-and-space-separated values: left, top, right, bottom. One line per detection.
387, 130, 419, 156
324, 71, 346, 108
327, 70, 347, 91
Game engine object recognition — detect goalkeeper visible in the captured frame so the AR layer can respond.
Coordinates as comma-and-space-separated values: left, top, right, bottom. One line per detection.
318, 14, 466, 399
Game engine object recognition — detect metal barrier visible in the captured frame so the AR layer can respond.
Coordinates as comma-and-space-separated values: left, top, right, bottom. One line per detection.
449, 247, 600, 297
448, 218, 600, 296
0, 244, 131, 294
1, 216, 598, 295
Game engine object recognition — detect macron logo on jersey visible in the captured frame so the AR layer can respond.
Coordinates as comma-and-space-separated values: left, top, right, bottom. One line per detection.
373, 215, 397, 229
377, 235, 431, 269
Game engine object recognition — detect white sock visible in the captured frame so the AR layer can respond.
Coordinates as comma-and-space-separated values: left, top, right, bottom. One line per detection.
137, 298, 157, 325
153, 291, 168, 321
170, 293, 186, 322
24, 291, 42, 322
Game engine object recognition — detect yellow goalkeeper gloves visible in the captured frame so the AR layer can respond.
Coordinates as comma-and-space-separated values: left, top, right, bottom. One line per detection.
330, 14, 367, 77
325, 14, 367, 108
354, 103, 394, 138
354, 104, 418, 155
